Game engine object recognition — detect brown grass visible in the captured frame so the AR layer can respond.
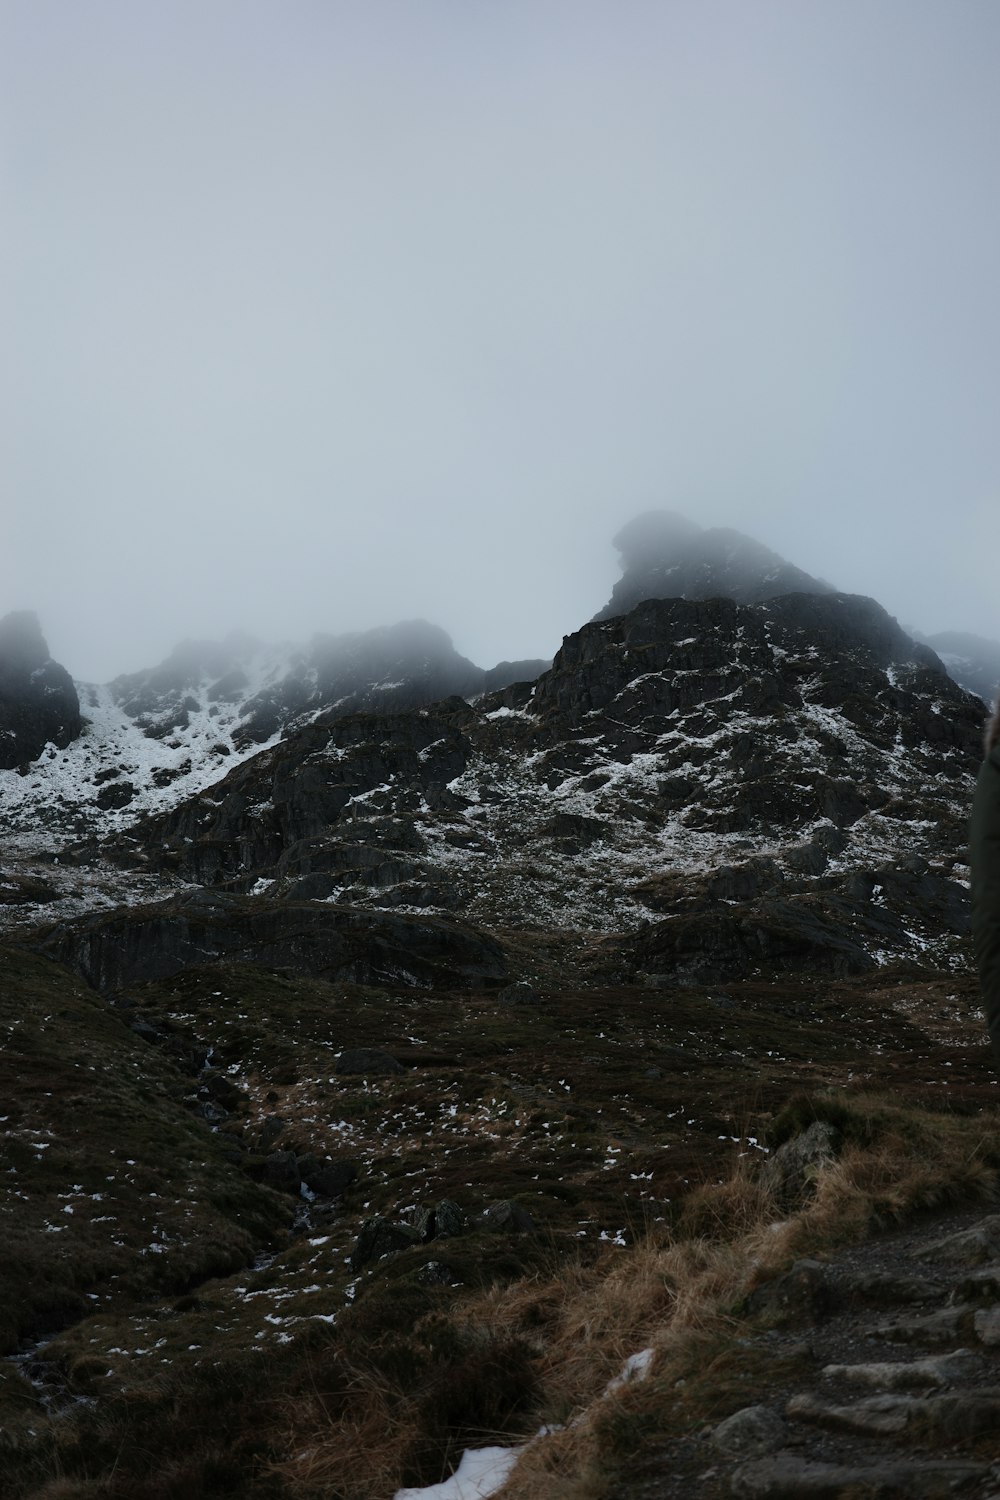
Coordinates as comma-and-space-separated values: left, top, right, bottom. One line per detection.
464, 1091, 1000, 1500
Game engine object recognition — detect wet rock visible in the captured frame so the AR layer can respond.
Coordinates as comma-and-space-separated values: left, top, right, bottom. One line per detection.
95, 781, 136, 810
129, 1018, 169, 1045
416, 1260, 461, 1287
973, 1308, 1000, 1346
296, 1155, 359, 1198
709, 1404, 787, 1457
336, 1048, 403, 1077
788, 1387, 1000, 1442
257, 1116, 286, 1151
952, 1264, 1000, 1303
350, 1215, 422, 1271
202, 1072, 245, 1110
838, 1271, 939, 1305
0, 873, 62, 906
609, 897, 875, 985
413, 1199, 467, 1241
261, 1151, 300, 1195
39, 892, 509, 993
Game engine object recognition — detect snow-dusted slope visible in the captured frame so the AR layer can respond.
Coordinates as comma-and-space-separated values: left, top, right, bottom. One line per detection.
0, 658, 289, 855
0, 624, 548, 860
108, 591, 983, 975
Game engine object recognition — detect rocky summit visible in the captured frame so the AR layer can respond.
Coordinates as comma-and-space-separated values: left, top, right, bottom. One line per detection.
1, 515, 998, 1500
0, 610, 81, 771
592, 510, 835, 622
106, 587, 981, 979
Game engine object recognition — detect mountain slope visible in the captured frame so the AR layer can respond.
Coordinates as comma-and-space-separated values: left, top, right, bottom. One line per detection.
0, 611, 81, 770
99, 589, 981, 977
0, 622, 548, 858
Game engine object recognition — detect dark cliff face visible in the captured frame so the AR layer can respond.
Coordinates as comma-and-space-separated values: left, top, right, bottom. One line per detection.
111, 589, 982, 976
40, 889, 508, 994
0, 611, 81, 770
593, 510, 835, 622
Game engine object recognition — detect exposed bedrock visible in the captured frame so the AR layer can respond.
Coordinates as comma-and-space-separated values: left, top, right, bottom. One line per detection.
0, 610, 81, 770
38, 891, 509, 993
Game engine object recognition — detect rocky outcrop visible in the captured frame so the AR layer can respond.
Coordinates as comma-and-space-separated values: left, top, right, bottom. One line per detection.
38, 890, 509, 993
0, 611, 81, 770
104, 588, 983, 973
592, 510, 834, 621
108, 621, 548, 752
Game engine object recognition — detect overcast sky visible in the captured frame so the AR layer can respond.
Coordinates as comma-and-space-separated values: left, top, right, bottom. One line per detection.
3, 0, 999, 681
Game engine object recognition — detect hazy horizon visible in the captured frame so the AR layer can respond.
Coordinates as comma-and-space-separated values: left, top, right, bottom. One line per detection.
5, 1, 999, 681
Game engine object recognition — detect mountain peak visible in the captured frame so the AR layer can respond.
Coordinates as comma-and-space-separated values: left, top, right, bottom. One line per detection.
0, 610, 81, 770
594, 511, 834, 620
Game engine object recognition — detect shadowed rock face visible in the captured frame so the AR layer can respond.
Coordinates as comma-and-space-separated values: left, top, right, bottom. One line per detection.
593, 510, 835, 622
39, 890, 509, 993
104, 588, 983, 978
0, 611, 81, 770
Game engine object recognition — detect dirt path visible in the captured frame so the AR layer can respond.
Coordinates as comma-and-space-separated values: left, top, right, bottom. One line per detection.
616, 1203, 1000, 1499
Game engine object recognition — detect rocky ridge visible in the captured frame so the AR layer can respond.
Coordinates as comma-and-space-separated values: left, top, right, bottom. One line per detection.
0, 619, 547, 860
592, 511, 835, 622
87, 588, 983, 982
0, 611, 81, 771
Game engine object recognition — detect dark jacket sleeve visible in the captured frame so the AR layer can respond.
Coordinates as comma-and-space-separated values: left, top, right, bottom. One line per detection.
971, 746, 1000, 1062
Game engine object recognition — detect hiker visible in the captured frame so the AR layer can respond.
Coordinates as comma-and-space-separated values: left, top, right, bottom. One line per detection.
972, 699, 1000, 1062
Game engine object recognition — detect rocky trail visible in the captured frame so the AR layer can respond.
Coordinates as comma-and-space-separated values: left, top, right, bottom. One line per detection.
619, 1205, 1000, 1499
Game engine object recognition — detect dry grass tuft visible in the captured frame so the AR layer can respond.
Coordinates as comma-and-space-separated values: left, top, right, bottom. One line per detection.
262, 1090, 1000, 1500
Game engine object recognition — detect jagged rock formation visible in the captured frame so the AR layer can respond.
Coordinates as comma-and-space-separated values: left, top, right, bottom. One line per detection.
40, 889, 508, 993
593, 510, 834, 621
920, 629, 1000, 706
109, 619, 547, 748
0, 620, 547, 852
108, 588, 982, 976
0, 611, 81, 770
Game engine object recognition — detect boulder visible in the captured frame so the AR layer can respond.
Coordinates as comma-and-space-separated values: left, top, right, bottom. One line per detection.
350, 1215, 422, 1271
480, 1200, 537, 1234
296, 1155, 359, 1197
762, 1121, 841, 1203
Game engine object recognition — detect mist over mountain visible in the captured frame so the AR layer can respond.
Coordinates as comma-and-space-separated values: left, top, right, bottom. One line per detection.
593, 511, 835, 622
916, 630, 1000, 706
